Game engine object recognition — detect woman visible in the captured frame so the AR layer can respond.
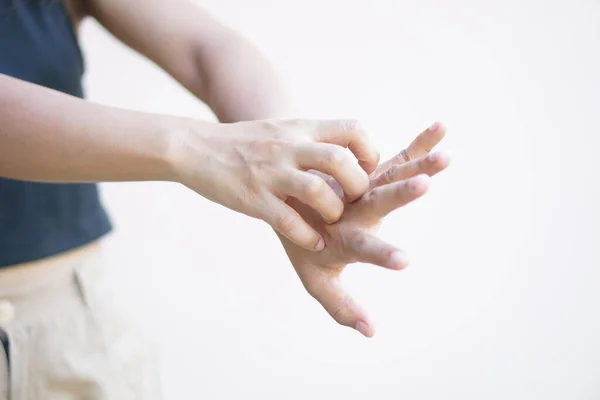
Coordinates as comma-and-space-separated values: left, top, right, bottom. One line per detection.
0, 0, 450, 398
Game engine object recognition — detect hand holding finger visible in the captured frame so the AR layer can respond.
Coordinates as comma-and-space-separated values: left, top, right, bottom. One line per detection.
375, 121, 446, 175
314, 119, 380, 174
359, 174, 430, 224
371, 151, 450, 189
295, 142, 369, 202
277, 171, 344, 223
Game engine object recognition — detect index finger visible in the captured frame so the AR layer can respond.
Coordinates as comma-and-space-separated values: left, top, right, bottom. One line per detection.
376, 121, 446, 175
314, 119, 380, 174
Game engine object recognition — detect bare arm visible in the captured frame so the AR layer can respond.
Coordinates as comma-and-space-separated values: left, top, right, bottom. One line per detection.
0, 73, 379, 251
86, 0, 290, 122
76, 0, 454, 337
0, 73, 181, 183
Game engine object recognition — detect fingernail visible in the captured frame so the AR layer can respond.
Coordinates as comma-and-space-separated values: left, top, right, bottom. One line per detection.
323, 215, 337, 224
315, 237, 325, 251
428, 121, 439, 131
388, 251, 409, 269
355, 320, 373, 338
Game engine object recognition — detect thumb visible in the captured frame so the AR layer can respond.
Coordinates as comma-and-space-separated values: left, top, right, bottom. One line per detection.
306, 276, 375, 338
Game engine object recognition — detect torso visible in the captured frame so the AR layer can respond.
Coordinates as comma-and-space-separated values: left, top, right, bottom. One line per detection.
0, 0, 112, 269
0, 240, 102, 291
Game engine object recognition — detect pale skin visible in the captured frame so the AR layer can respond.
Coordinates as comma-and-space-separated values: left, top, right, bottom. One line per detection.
0, 0, 450, 337
281, 122, 450, 337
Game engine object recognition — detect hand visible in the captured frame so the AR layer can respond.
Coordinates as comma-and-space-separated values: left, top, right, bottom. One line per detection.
174, 118, 379, 252
279, 122, 450, 337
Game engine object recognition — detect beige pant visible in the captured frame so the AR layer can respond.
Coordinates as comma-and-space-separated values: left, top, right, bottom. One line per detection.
0, 244, 161, 399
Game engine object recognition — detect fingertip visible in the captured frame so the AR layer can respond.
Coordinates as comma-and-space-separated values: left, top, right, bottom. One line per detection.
436, 120, 447, 133
345, 170, 371, 203
359, 147, 381, 175
428, 151, 451, 168
388, 251, 410, 270
323, 214, 341, 225
355, 320, 375, 338
425, 121, 447, 144
440, 151, 452, 166
320, 195, 344, 224
428, 120, 446, 132
409, 174, 430, 194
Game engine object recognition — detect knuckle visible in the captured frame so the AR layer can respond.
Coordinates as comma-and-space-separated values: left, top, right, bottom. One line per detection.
351, 234, 367, 251
289, 119, 319, 140
363, 188, 379, 205
303, 176, 325, 199
245, 206, 263, 220
274, 212, 298, 235
420, 156, 432, 169
262, 119, 311, 142
400, 179, 414, 195
259, 119, 280, 134
286, 118, 304, 126
326, 148, 348, 167
330, 295, 353, 325
338, 118, 360, 133
304, 279, 320, 299
397, 148, 413, 163
288, 118, 313, 131
383, 167, 396, 184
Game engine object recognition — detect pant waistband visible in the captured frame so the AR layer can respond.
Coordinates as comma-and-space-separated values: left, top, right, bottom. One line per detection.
0, 240, 102, 294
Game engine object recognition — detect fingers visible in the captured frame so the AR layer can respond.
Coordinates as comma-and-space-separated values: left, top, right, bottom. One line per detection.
345, 231, 409, 270
295, 143, 369, 202
377, 121, 447, 173
314, 119, 380, 174
370, 151, 450, 189
359, 174, 430, 223
305, 277, 375, 338
261, 196, 325, 251
277, 171, 344, 223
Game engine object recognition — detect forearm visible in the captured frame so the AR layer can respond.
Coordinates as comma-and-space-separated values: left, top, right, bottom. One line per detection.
195, 34, 295, 243
189, 30, 291, 122
87, 0, 288, 122
0, 74, 194, 182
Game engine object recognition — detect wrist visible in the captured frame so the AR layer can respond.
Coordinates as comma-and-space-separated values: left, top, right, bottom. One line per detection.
164, 117, 218, 184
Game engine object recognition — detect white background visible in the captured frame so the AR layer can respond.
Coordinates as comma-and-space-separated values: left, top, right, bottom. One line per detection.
79, 0, 600, 398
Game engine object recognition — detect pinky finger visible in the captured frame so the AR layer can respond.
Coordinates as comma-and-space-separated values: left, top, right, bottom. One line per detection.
262, 197, 325, 252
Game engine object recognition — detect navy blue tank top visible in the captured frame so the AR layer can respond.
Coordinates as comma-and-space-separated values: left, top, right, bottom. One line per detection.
0, 0, 112, 268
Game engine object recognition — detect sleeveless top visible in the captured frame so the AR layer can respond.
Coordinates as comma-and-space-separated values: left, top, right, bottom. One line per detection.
0, 0, 112, 268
